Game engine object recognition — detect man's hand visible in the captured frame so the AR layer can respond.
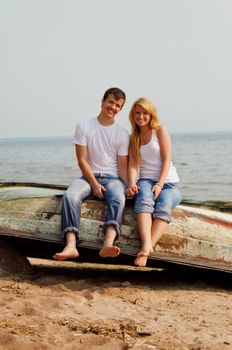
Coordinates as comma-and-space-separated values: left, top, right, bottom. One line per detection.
92, 183, 106, 199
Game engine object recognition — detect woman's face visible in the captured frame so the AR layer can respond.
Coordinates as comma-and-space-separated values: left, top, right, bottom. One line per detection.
133, 105, 151, 127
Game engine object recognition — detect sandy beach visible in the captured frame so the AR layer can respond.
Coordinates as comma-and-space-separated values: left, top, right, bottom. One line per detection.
0, 257, 231, 350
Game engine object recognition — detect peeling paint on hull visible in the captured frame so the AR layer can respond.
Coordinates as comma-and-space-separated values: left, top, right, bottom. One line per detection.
0, 183, 232, 272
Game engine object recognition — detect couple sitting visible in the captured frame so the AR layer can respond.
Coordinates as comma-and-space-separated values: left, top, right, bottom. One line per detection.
53, 87, 181, 267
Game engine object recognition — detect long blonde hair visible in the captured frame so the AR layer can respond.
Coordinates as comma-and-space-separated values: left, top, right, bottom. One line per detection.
129, 98, 160, 164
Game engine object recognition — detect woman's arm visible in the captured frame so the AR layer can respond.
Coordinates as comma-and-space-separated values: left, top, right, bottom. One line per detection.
152, 126, 172, 199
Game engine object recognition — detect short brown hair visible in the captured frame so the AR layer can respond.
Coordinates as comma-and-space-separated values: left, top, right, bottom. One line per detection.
102, 87, 126, 103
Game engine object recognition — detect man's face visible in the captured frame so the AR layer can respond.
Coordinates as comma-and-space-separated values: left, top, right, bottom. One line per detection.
101, 94, 124, 119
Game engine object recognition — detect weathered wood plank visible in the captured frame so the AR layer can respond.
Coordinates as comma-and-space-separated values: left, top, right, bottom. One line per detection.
0, 183, 232, 272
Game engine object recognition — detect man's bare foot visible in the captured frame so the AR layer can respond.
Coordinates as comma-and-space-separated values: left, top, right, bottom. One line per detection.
53, 246, 79, 261
99, 246, 120, 258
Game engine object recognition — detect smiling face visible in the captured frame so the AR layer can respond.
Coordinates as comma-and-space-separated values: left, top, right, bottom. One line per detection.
101, 94, 125, 119
133, 104, 151, 128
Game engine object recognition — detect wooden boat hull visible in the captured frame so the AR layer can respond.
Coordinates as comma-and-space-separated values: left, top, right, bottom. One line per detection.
0, 182, 232, 272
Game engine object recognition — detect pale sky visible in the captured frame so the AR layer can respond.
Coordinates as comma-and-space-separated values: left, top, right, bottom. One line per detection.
1, 0, 232, 138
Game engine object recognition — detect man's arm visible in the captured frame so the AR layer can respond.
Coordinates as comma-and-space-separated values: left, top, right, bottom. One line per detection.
75, 144, 106, 199
117, 155, 128, 186
125, 143, 139, 197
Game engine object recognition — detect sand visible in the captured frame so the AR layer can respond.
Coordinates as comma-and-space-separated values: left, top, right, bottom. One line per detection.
0, 258, 231, 350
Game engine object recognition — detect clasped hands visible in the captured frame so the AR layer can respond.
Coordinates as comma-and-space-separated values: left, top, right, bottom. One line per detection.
125, 184, 139, 198
92, 182, 162, 200
125, 183, 162, 200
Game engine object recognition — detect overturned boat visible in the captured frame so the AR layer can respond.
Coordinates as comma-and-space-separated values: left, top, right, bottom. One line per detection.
0, 182, 232, 272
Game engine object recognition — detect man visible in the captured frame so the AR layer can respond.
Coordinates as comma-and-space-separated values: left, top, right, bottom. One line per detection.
53, 87, 129, 260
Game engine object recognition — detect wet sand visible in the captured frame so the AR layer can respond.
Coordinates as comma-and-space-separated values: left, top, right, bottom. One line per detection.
0, 258, 231, 350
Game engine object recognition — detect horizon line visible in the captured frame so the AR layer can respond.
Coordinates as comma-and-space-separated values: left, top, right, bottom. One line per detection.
1, 130, 232, 140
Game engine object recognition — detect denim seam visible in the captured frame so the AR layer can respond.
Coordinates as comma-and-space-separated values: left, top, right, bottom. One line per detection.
63, 227, 80, 244
101, 220, 121, 237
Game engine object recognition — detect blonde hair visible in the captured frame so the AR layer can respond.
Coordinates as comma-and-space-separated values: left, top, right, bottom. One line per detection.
129, 97, 160, 164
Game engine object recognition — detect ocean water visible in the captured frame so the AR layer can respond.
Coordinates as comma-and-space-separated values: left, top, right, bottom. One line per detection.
0, 132, 231, 202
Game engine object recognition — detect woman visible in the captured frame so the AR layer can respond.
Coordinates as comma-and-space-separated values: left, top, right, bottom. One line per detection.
126, 98, 181, 267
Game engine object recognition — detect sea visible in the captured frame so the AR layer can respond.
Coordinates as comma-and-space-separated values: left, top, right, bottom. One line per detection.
0, 132, 231, 202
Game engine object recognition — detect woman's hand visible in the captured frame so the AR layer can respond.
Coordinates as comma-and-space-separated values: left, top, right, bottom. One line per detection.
152, 183, 163, 200
125, 183, 139, 198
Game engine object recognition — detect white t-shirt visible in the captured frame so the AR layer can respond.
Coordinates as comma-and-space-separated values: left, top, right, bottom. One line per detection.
140, 132, 179, 183
73, 117, 129, 176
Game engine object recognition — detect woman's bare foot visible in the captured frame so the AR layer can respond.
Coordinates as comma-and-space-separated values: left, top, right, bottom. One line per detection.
99, 246, 120, 258
53, 246, 79, 261
134, 248, 154, 267
134, 252, 149, 267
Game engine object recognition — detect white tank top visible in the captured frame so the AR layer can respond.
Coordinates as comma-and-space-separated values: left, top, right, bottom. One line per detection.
139, 132, 179, 183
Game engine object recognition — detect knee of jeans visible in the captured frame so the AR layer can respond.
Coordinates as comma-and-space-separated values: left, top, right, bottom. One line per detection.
64, 189, 81, 204
134, 197, 154, 214
110, 193, 126, 207
153, 202, 172, 223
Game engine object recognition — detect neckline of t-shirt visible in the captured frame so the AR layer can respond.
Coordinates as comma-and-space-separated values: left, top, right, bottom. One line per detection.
96, 117, 116, 128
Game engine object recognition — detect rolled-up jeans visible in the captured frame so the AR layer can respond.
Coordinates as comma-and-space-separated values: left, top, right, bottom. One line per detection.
134, 179, 182, 223
61, 174, 126, 242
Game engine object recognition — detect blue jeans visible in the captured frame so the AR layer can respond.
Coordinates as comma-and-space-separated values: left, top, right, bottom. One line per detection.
61, 174, 126, 241
134, 179, 182, 223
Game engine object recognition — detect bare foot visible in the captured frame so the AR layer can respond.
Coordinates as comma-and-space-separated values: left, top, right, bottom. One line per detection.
53, 246, 79, 261
134, 247, 154, 267
134, 252, 148, 267
134, 248, 154, 267
99, 246, 120, 258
